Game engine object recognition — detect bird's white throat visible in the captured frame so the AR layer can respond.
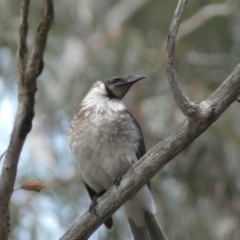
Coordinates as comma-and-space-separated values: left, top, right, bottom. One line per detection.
81, 81, 126, 113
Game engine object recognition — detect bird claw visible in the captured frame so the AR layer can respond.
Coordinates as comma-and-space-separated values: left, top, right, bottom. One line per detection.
89, 198, 99, 216
89, 190, 106, 216
114, 175, 123, 187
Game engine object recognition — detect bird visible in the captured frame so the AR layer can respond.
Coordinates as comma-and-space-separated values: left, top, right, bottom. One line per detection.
68, 75, 167, 240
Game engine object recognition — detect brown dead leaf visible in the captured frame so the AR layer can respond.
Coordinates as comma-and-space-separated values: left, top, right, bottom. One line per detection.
20, 179, 45, 193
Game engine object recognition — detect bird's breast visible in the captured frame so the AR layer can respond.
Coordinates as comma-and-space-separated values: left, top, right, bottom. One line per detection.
68, 110, 140, 191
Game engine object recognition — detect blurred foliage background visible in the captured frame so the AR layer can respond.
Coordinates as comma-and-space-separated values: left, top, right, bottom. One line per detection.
0, 0, 240, 239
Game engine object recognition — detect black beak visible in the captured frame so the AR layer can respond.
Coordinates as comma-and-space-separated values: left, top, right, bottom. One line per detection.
104, 74, 146, 99
120, 75, 146, 85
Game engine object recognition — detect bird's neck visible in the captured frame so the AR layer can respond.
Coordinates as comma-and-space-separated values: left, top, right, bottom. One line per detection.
80, 81, 126, 114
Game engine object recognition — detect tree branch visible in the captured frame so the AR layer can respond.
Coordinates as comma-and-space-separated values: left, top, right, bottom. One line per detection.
177, 1, 234, 41
18, 0, 29, 85
60, 0, 240, 239
60, 64, 240, 240
159, 1, 234, 69
0, 1, 54, 239
166, 0, 200, 118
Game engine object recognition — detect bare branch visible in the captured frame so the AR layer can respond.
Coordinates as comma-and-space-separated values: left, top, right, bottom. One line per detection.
159, 1, 234, 70
166, 0, 201, 118
0, 1, 54, 239
60, 63, 240, 240
178, 2, 234, 40
165, 0, 235, 118
17, 0, 29, 85
27, 0, 54, 80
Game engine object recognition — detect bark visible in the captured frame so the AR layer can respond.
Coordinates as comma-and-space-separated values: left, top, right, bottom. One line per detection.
0, 1, 54, 239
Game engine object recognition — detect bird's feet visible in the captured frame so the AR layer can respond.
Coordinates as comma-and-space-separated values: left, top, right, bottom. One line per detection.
89, 199, 98, 216
89, 190, 106, 216
89, 198, 98, 216
114, 175, 123, 187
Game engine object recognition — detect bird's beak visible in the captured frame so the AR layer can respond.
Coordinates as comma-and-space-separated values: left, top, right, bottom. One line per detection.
104, 74, 146, 99
119, 75, 146, 85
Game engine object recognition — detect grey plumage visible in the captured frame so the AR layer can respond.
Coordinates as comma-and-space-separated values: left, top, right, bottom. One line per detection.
68, 75, 167, 239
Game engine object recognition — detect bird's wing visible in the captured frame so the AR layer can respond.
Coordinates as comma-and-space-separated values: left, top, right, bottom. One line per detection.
82, 179, 113, 230
83, 179, 98, 199
126, 112, 168, 240
129, 212, 168, 240
126, 111, 151, 189
127, 111, 146, 159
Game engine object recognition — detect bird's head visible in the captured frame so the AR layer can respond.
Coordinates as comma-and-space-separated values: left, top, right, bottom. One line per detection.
104, 75, 146, 99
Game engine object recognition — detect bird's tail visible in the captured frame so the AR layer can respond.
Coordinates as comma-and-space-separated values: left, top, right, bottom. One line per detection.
128, 211, 167, 240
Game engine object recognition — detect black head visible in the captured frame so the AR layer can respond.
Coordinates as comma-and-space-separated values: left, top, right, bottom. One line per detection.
104, 75, 146, 99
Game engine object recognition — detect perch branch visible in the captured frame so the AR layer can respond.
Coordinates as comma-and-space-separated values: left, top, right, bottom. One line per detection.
60, 64, 240, 240
60, 0, 240, 239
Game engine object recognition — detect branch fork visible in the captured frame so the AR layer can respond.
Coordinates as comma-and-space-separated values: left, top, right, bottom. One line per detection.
0, 1, 54, 239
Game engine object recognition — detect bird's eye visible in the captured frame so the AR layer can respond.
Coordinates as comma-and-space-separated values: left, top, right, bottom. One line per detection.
128, 75, 132, 78
109, 78, 117, 84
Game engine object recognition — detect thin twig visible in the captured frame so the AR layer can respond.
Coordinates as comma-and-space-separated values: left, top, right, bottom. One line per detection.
166, 0, 200, 118
0, 150, 7, 162
178, 2, 233, 40
159, 1, 234, 67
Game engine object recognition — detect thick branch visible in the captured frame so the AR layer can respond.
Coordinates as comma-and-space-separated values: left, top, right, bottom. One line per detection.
60, 66, 240, 240
60, 0, 240, 238
0, 1, 54, 239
